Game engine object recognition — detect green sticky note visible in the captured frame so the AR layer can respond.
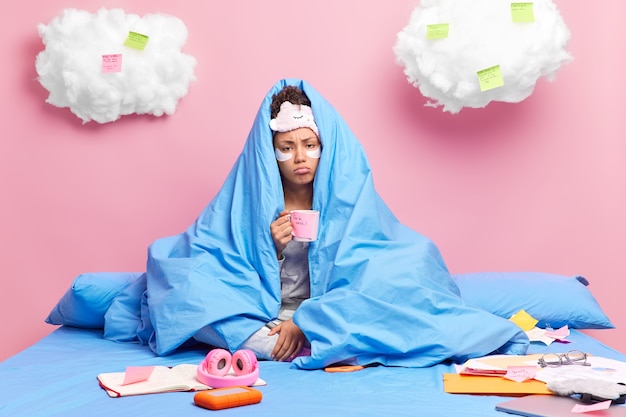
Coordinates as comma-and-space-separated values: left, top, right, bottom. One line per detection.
511, 3, 535, 23
477, 65, 504, 92
124, 31, 149, 51
426, 23, 449, 40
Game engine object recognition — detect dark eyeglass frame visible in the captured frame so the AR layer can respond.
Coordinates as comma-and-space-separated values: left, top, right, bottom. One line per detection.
537, 350, 590, 368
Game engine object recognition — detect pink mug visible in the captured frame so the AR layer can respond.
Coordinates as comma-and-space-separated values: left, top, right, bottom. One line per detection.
290, 210, 319, 242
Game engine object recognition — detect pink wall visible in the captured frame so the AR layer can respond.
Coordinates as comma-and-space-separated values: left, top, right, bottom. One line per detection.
1, 1, 624, 362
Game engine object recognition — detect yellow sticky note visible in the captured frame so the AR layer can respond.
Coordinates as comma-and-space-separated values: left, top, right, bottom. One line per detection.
426, 23, 449, 40
511, 3, 535, 23
509, 309, 539, 331
477, 65, 504, 92
124, 31, 149, 51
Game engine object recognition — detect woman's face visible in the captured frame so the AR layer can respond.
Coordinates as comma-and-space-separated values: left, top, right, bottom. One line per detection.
273, 127, 321, 187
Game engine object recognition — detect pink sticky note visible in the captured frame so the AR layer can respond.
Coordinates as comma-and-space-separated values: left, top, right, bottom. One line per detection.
102, 54, 122, 73
121, 366, 155, 385
504, 366, 536, 382
571, 400, 611, 413
545, 325, 570, 340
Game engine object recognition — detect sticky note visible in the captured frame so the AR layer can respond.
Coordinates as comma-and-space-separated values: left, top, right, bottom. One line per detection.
124, 31, 149, 51
122, 366, 155, 385
572, 400, 611, 413
504, 366, 536, 382
477, 65, 504, 92
545, 325, 570, 340
426, 23, 449, 40
511, 3, 535, 23
509, 309, 538, 331
102, 54, 122, 73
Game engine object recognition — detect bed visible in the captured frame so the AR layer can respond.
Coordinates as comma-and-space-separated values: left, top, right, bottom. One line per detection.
1, 271, 623, 417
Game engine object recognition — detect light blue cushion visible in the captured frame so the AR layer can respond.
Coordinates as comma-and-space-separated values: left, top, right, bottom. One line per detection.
103, 273, 150, 342
46, 272, 143, 328
452, 272, 614, 329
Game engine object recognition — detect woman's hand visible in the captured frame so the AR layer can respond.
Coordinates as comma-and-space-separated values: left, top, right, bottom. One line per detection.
270, 211, 293, 259
268, 319, 307, 361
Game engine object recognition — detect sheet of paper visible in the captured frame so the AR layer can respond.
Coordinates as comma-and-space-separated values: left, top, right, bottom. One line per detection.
463, 354, 542, 372
535, 356, 626, 384
526, 327, 555, 345
526, 325, 571, 345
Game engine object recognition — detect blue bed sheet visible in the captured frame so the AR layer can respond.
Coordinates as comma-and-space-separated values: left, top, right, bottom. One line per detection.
1, 326, 625, 417
121, 79, 530, 367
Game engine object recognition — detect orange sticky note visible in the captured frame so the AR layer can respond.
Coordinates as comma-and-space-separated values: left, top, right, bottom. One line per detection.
122, 366, 155, 385
324, 365, 364, 373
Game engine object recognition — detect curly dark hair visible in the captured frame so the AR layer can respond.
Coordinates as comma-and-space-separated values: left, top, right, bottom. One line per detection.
270, 86, 312, 119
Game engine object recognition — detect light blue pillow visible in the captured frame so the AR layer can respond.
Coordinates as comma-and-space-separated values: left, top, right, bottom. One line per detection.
46, 272, 143, 328
103, 273, 150, 342
452, 272, 614, 329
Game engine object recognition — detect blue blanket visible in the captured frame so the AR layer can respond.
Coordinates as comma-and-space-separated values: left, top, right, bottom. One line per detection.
111, 79, 529, 369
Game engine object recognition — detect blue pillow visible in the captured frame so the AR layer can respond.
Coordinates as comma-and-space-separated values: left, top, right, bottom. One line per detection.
451, 272, 614, 329
103, 273, 150, 342
46, 272, 143, 328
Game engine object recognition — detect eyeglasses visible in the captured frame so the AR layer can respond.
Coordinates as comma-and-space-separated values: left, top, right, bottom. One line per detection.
538, 350, 590, 368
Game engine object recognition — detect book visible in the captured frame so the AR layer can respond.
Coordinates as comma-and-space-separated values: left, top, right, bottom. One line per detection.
442, 373, 552, 395
460, 353, 543, 376
97, 364, 266, 398
445, 353, 552, 395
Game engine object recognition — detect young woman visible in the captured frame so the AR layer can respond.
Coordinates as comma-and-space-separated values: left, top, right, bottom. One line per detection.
136, 79, 529, 369
265, 86, 321, 361
237, 86, 322, 361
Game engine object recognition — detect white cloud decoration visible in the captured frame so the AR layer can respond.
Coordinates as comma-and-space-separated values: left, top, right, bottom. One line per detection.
36, 8, 197, 123
394, 0, 572, 113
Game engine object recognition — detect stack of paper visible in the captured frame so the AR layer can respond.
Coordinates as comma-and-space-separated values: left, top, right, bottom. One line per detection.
444, 354, 551, 395
444, 353, 626, 396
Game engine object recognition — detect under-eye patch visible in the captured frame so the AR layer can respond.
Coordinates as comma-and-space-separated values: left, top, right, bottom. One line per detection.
306, 147, 321, 159
275, 148, 293, 162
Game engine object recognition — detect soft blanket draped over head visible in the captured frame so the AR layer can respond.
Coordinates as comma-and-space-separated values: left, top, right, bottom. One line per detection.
124, 79, 528, 369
